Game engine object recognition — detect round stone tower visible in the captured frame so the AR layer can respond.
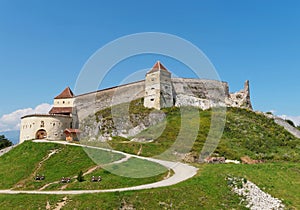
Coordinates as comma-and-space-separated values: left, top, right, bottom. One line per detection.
19, 87, 75, 143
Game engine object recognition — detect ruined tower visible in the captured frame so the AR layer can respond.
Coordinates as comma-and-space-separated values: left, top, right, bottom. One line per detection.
144, 61, 173, 110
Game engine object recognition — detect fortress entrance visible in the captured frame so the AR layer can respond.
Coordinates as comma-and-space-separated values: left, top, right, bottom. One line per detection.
36, 129, 47, 139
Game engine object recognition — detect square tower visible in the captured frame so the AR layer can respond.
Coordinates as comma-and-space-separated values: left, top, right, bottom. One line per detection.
49, 87, 74, 116
144, 61, 173, 109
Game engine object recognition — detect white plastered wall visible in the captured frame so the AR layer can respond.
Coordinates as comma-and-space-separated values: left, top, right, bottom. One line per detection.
19, 115, 72, 143
53, 98, 74, 107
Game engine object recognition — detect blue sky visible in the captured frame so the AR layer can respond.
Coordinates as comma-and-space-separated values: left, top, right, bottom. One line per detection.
0, 0, 300, 131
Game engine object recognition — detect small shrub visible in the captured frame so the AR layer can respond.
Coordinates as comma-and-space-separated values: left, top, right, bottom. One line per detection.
285, 119, 295, 127
77, 170, 84, 182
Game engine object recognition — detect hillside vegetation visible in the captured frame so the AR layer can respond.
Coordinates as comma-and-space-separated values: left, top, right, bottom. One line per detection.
0, 162, 299, 209
0, 141, 168, 191
0, 135, 12, 150
0, 100, 299, 209
84, 99, 300, 162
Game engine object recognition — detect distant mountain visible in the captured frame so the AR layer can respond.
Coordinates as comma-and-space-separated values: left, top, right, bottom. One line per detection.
0, 130, 19, 145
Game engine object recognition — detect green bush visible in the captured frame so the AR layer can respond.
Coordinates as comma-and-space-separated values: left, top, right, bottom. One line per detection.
77, 170, 84, 182
285, 119, 295, 127
0, 135, 12, 149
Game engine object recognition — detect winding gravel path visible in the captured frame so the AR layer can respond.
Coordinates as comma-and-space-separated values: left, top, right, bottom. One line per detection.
0, 140, 198, 195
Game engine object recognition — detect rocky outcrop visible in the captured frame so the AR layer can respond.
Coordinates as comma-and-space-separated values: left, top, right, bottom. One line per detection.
204, 156, 226, 164
228, 176, 285, 210
80, 111, 165, 141
264, 113, 300, 138
240, 156, 264, 164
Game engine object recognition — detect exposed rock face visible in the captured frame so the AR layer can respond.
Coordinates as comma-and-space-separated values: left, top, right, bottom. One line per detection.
80, 111, 165, 141
263, 113, 300, 138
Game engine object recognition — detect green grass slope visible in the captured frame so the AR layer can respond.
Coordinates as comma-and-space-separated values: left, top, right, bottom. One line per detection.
0, 141, 168, 191
0, 142, 62, 189
0, 100, 299, 209
92, 99, 300, 161
0, 163, 298, 209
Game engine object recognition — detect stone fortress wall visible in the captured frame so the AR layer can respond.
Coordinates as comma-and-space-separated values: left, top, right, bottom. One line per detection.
19, 61, 252, 143
74, 77, 252, 121
74, 81, 146, 120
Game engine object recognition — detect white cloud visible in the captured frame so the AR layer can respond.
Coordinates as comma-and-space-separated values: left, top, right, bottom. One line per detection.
0, 103, 52, 132
279, 115, 300, 126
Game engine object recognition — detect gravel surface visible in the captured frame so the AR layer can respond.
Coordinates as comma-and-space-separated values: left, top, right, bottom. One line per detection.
228, 177, 285, 210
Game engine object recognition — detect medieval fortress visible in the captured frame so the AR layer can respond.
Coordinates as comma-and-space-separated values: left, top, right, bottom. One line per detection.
19, 61, 252, 143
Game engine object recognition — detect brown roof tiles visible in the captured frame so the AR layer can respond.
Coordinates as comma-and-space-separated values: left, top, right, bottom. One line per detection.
54, 87, 74, 99
64, 128, 81, 134
49, 107, 72, 115
148, 61, 170, 73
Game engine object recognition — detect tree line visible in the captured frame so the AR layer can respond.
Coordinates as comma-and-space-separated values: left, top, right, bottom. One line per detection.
0, 135, 13, 150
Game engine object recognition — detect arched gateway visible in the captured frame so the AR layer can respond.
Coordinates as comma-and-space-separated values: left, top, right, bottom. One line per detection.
19, 87, 74, 143
35, 129, 47, 139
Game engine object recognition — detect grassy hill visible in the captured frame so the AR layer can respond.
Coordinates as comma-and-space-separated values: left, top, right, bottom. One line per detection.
0, 101, 299, 209
0, 141, 168, 191
83, 99, 300, 162
0, 162, 299, 209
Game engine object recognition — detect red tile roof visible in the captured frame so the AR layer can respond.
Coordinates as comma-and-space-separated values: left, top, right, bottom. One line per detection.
49, 107, 72, 115
64, 128, 81, 134
21, 114, 71, 119
54, 87, 74, 99
148, 61, 170, 73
